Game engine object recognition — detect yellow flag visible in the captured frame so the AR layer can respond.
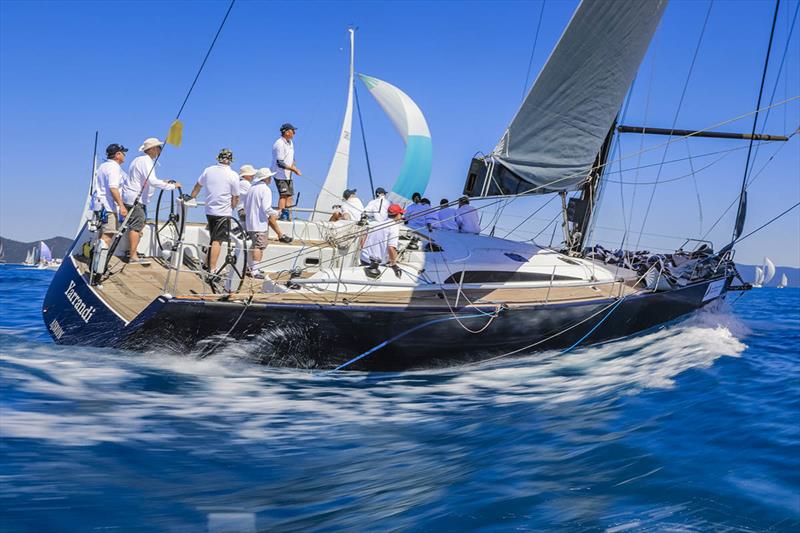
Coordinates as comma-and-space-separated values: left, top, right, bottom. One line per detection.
166, 119, 183, 147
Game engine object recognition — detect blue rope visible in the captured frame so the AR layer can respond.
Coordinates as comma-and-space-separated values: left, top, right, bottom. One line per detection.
327, 311, 495, 373
561, 298, 624, 354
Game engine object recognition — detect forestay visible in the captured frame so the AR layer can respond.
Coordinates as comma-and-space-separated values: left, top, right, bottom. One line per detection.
358, 73, 432, 203
312, 29, 355, 221
491, 0, 668, 194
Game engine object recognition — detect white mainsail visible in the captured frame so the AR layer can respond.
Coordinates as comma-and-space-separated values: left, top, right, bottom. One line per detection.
753, 266, 764, 287
777, 273, 788, 288
358, 73, 432, 203
312, 29, 355, 221
491, 0, 668, 194
763, 257, 776, 284
24, 248, 34, 265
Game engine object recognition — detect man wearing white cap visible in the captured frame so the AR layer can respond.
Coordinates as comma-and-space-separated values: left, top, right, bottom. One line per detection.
237, 164, 257, 222
121, 137, 182, 263
245, 167, 293, 278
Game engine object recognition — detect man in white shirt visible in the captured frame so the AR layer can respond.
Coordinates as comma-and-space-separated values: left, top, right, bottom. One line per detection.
342, 189, 365, 221
364, 187, 389, 222
237, 164, 257, 222
456, 196, 481, 234
188, 148, 240, 272
403, 192, 426, 228
92, 143, 129, 245
435, 199, 459, 231
360, 203, 404, 277
122, 137, 181, 263
271, 123, 302, 221
244, 167, 293, 277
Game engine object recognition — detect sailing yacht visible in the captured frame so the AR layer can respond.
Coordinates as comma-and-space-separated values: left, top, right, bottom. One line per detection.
777, 273, 788, 289
23, 247, 35, 266
42, 0, 788, 370
753, 257, 776, 288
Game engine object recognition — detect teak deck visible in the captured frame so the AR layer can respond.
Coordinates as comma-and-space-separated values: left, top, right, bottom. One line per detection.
76, 257, 641, 323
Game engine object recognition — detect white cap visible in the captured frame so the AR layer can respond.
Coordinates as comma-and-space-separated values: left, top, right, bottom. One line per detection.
253, 167, 276, 182
139, 137, 164, 152
238, 164, 258, 177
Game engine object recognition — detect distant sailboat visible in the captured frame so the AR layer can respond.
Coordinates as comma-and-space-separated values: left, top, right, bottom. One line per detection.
763, 257, 776, 285
777, 273, 788, 289
753, 266, 764, 288
36, 241, 54, 269
23, 247, 35, 266
0, 241, 5, 263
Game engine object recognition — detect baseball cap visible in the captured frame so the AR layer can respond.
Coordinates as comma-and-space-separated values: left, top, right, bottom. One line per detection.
375, 187, 387, 195
343, 188, 357, 199
217, 148, 234, 162
387, 204, 405, 216
105, 143, 128, 158
280, 123, 297, 133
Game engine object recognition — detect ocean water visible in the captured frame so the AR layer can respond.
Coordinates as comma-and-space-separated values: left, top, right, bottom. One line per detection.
1, 264, 798, 532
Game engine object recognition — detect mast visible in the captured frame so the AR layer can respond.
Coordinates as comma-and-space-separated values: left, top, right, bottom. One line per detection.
311, 28, 355, 221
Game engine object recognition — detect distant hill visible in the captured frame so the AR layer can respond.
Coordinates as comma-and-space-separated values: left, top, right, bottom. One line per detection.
0, 236, 72, 264
736, 263, 797, 288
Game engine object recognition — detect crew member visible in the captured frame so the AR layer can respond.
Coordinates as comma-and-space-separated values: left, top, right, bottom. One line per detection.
93, 143, 129, 245
121, 137, 182, 263
188, 148, 240, 273
360, 203, 405, 277
456, 196, 481, 234
364, 187, 389, 222
244, 167, 293, 278
435, 199, 459, 231
420, 198, 439, 229
237, 164, 257, 222
271, 123, 301, 221
342, 189, 364, 220
404, 192, 425, 228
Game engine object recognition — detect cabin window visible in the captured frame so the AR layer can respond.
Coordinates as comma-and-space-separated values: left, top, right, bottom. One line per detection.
443, 271, 582, 284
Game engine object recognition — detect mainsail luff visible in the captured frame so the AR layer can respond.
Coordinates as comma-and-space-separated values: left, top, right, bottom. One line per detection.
490, 0, 668, 195
312, 29, 355, 221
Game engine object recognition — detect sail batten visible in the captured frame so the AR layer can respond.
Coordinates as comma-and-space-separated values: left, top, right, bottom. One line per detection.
490, 0, 668, 195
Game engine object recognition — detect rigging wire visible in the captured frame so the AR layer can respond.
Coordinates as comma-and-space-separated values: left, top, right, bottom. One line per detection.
634, 0, 714, 251
521, 0, 547, 101
354, 83, 376, 196
732, 200, 800, 245
731, 0, 782, 242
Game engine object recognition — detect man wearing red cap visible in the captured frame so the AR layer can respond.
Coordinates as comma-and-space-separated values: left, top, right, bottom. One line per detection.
360, 203, 405, 277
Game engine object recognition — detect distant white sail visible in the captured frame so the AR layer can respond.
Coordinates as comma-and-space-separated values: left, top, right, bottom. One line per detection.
763, 257, 776, 284
358, 73, 432, 203
39, 241, 53, 263
24, 248, 34, 265
777, 273, 788, 289
312, 29, 355, 221
753, 266, 764, 287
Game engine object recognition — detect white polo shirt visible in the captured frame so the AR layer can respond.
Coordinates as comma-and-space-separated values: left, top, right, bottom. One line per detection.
197, 163, 239, 217
342, 196, 364, 220
92, 160, 127, 212
364, 195, 389, 222
456, 204, 481, 234
435, 206, 459, 231
122, 154, 176, 206
244, 179, 278, 232
360, 220, 400, 264
271, 137, 294, 181
239, 178, 252, 202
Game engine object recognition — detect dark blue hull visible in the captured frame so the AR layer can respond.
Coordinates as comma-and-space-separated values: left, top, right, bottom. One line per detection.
42, 257, 731, 370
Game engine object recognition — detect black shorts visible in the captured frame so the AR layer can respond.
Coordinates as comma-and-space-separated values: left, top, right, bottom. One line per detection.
275, 179, 294, 198
124, 203, 147, 232
206, 215, 230, 243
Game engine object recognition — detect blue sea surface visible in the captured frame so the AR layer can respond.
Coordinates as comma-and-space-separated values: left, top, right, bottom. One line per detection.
1, 264, 798, 532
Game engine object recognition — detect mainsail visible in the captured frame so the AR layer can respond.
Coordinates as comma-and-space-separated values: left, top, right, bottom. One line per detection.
312, 29, 355, 221
763, 257, 776, 284
754, 266, 764, 287
39, 241, 53, 263
358, 73, 432, 203
489, 0, 668, 195
24, 248, 34, 265
777, 273, 788, 288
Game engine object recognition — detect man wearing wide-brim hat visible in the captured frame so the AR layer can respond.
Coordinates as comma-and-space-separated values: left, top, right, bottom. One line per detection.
120, 137, 182, 263
244, 167, 293, 278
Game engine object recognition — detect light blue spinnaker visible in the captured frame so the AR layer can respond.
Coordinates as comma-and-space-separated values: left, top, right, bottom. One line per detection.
358, 74, 432, 203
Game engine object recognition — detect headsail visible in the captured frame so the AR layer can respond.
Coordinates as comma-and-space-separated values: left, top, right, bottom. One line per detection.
357, 73, 432, 203
470, 0, 668, 197
763, 257, 776, 284
312, 29, 356, 220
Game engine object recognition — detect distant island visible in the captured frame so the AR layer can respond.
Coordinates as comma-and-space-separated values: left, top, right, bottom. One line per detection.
0, 236, 72, 264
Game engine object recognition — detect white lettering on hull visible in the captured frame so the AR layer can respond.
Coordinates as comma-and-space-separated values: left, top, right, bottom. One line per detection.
64, 279, 97, 323
702, 279, 725, 302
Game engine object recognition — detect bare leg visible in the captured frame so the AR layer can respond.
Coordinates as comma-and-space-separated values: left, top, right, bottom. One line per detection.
268, 215, 283, 239
208, 241, 222, 272
252, 248, 263, 272
101, 233, 113, 246
128, 230, 141, 261
278, 196, 287, 211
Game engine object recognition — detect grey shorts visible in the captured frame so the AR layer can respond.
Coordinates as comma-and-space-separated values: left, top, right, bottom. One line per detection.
275, 179, 294, 198
248, 231, 269, 250
96, 210, 118, 234
123, 203, 147, 232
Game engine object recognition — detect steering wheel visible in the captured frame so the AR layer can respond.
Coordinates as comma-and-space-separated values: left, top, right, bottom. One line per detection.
154, 186, 186, 253
207, 215, 248, 294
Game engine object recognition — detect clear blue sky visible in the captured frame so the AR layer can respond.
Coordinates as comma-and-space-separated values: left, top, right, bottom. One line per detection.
1, 0, 798, 266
